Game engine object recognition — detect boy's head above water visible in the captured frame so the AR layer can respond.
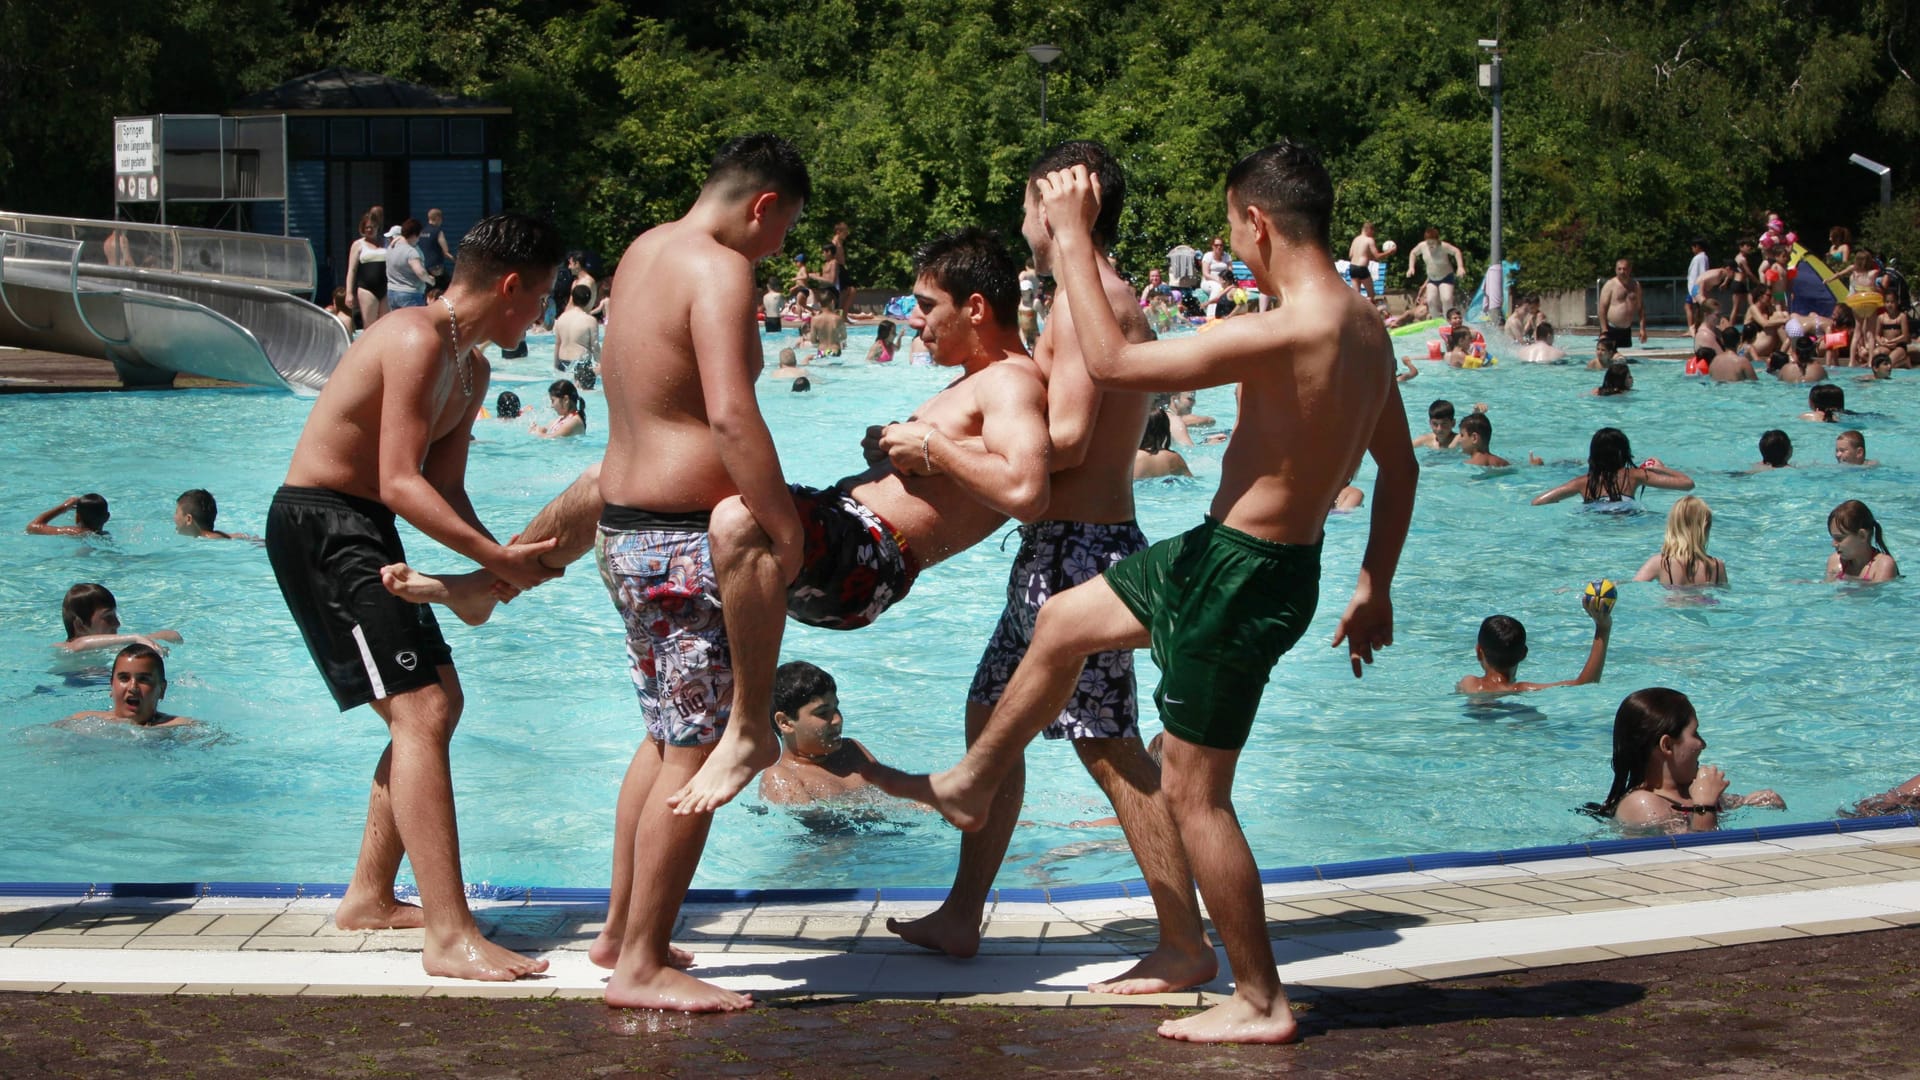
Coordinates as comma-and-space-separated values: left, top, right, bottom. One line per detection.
1427, 398, 1456, 439
772, 661, 841, 757
1476, 615, 1528, 677
110, 643, 167, 723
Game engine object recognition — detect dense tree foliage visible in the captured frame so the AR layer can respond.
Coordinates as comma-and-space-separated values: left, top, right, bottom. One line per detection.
5, 0, 1917, 289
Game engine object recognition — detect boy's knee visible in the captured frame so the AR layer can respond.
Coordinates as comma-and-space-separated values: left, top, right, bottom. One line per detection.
710, 496, 767, 554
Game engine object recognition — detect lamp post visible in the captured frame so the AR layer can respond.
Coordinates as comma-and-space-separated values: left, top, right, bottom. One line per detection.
1478, 39, 1504, 315
1849, 153, 1893, 209
1026, 44, 1063, 132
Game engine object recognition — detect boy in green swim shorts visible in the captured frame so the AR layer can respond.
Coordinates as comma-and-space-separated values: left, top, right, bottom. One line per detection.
878, 142, 1419, 1045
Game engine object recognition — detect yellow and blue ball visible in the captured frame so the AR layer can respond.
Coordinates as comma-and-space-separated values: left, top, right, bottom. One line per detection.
1583, 578, 1618, 613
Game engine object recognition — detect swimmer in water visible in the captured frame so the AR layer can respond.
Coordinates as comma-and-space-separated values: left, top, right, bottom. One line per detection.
1455, 594, 1611, 696
530, 379, 586, 437
1531, 427, 1694, 506
55, 583, 182, 654
1456, 412, 1540, 469
769, 346, 808, 379
1826, 499, 1899, 582
1584, 687, 1785, 833
1800, 383, 1846, 423
28, 493, 110, 537
1411, 398, 1478, 450
60, 643, 196, 728
1133, 407, 1192, 480
1751, 429, 1793, 470
1633, 495, 1727, 586
756, 662, 876, 806
1834, 429, 1877, 467
174, 489, 253, 540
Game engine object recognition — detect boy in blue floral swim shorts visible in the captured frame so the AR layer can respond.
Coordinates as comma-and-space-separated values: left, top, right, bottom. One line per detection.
893, 143, 1419, 1044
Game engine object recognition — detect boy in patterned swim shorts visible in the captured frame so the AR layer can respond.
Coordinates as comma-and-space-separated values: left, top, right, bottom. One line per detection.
888, 143, 1420, 1045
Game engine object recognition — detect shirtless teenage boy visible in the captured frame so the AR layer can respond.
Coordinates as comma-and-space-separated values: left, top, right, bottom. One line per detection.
878, 142, 1419, 1044
588, 135, 810, 1012
1456, 599, 1610, 696
1407, 227, 1465, 315
1346, 221, 1384, 300
882, 142, 1214, 996
1598, 258, 1647, 349
265, 212, 563, 982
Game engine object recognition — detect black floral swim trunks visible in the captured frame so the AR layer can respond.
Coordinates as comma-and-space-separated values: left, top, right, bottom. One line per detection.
968, 519, 1147, 740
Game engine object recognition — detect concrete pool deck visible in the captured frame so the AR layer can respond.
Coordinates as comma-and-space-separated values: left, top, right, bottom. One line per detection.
6, 822, 1920, 1004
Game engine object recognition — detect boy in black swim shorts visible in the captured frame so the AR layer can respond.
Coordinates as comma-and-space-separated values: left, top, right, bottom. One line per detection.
266, 212, 564, 983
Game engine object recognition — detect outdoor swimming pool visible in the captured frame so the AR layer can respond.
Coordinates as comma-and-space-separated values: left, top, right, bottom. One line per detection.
2, 323, 1917, 892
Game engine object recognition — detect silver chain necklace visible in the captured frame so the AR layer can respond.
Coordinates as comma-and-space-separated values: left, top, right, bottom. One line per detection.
438, 294, 471, 398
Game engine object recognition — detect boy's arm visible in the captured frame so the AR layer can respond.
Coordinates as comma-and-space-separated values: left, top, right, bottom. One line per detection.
1333, 376, 1419, 678
1539, 601, 1611, 688
378, 332, 555, 591
1038, 169, 1272, 391
698, 262, 804, 581
27, 497, 78, 535
882, 369, 1052, 521
1040, 272, 1151, 470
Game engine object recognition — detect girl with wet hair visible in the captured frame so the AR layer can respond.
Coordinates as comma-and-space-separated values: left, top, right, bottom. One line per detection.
1584, 688, 1783, 831
1592, 362, 1633, 396
1531, 427, 1694, 507
1802, 383, 1845, 423
531, 379, 586, 438
1633, 495, 1727, 586
1826, 499, 1898, 582
1132, 408, 1191, 480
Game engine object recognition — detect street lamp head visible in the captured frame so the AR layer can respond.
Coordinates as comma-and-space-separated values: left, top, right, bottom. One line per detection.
1849, 153, 1891, 177
1026, 43, 1063, 67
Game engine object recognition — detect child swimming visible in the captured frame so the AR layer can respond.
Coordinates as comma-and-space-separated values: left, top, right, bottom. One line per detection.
1633, 496, 1727, 586
1753, 429, 1792, 470
756, 661, 876, 806
1591, 362, 1633, 396
1801, 383, 1845, 422
1531, 427, 1694, 507
60, 643, 196, 729
1826, 499, 1899, 582
1455, 591, 1611, 695
1584, 687, 1784, 833
55, 583, 182, 654
1835, 429, 1877, 467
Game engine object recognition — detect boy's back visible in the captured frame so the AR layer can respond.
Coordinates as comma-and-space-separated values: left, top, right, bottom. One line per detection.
599, 223, 763, 513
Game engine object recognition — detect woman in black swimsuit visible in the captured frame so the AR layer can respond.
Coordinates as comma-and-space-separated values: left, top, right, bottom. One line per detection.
347, 214, 389, 330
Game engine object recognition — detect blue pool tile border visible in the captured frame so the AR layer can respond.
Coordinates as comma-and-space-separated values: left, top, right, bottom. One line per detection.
4, 813, 1915, 906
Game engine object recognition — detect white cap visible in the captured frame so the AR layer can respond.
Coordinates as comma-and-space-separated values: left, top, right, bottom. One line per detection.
384, 226, 403, 238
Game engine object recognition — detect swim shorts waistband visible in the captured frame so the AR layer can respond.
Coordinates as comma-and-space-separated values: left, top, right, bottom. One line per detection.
599, 504, 712, 533
1200, 516, 1322, 559
272, 485, 394, 524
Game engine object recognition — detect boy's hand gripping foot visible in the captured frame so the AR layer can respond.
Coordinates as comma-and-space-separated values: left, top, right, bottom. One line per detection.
380, 563, 504, 627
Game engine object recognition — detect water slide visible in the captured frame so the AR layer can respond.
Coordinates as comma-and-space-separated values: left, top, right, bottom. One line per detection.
0, 213, 345, 393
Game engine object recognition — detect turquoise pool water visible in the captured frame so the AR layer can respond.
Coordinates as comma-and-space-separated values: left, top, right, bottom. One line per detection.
2, 324, 1916, 891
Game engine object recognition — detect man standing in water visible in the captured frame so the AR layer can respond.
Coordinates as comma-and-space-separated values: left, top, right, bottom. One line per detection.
875, 143, 1419, 1044
266, 213, 564, 981
1598, 257, 1647, 349
883, 142, 1217, 996
1406, 226, 1466, 315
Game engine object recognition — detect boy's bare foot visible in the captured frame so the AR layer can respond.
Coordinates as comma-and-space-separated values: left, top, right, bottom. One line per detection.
380, 563, 500, 626
1089, 942, 1220, 995
423, 929, 550, 981
1157, 995, 1299, 1044
922, 767, 994, 833
587, 930, 695, 970
884, 905, 981, 959
605, 965, 752, 1012
333, 893, 427, 931
666, 726, 781, 816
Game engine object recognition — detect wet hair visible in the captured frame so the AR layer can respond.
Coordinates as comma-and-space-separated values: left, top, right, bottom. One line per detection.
450, 213, 562, 290
1740, 321, 1759, 344
74, 493, 110, 531
495, 390, 521, 419
1476, 615, 1528, 675
703, 133, 812, 207
1535, 322, 1554, 342
62, 582, 116, 639
1792, 335, 1816, 363
1839, 429, 1865, 453
876, 319, 895, 345
1597, 362, 1632, 396
1458, 412, 1491, 442
1660, 495, 1715, 579
570, 284, 592, 308
1595, 335, 1618, 356
1758, 429, 1792, 467
1029, 141, 1125, 248
791, 376, 812, 392
1693, 346, 1716, 365
778, 346, 799, 367
548, 379, 586, 427
1873, 352, 1893, 369
1427, 399, 1456, 421
1719, 326, 1741, 351
1223, 140, 1333, 250
176, 489, 216, 529
772, 660, 837, 725
913, 228, 1019, 328
1808, 383, 1844, 421
1449, 328, 1473, 349
115, 642, 166, 681
1829, 499, 1890, 556
1586, 688, 1698, 817
1140, 408, 1174, 453
1585, 427, 1635, 502
400, 217, 422, 240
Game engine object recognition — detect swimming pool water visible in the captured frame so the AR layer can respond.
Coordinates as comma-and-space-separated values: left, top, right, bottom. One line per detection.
3, 325, 1917, 891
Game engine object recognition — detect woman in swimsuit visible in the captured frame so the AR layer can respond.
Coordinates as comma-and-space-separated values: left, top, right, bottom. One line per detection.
1532, 427, 1694, 506
530, 379, 587, 439
1828, 226, 1852, 271
1633, 496, 1727, 587
864, 320, 897, 364
1826, 499, 1899, 582
345, 215, 388, 330
1585, 687, 1784, 833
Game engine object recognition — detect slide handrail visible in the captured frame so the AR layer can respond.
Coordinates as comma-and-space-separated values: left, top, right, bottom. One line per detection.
0, 211, 314, 294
